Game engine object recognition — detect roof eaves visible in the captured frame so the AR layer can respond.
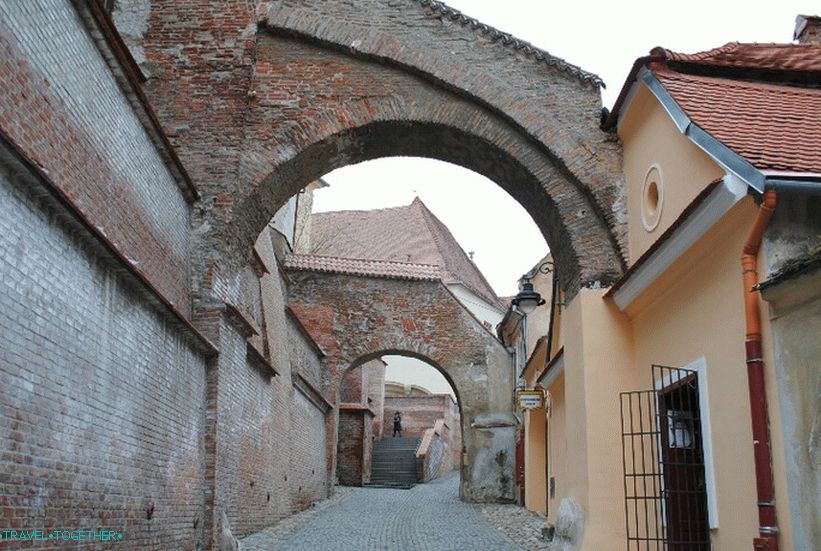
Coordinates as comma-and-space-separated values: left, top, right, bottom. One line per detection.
605, 176, 749, 310
633, 68, 766, 192
756, 247, 821, 291
440, 282, 503, 343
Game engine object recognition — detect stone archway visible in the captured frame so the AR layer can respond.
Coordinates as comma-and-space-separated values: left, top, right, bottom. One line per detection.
135, 0, 626, 304
286, 267, 516, 502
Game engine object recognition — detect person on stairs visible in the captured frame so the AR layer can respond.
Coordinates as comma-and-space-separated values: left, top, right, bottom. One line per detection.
393, 411, 403, 437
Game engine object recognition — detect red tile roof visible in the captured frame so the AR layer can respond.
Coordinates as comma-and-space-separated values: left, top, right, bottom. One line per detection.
307, 198, 501, 305
284, 254, 443, 281
653, 67, 821, 174
660, 42, 821, 73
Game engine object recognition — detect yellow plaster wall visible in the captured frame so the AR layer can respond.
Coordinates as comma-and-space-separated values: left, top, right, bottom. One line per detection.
552, 204, 793, 549
626, 196, 793, 550
545, 372, 567, 526
522, 342, 548, 514
523, 407, 547, 514
537, 82, 793, 551
619, 85, 725, 263
557, 289, 636, 549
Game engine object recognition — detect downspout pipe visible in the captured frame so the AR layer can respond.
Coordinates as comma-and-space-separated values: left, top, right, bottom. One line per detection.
741, 189, 779, 551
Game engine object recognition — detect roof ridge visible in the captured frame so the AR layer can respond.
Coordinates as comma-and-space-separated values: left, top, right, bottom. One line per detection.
411, 199, 501, 304
654, 66, 821, 95
289, 252, 441, 269
661, 42, 740, 61
413, 0, 603, 87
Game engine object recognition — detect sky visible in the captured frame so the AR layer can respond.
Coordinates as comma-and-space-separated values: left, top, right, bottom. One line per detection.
313, 1, 816, 296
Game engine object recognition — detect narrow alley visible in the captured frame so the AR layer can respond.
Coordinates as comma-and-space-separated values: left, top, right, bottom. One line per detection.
241, 473, 546, 551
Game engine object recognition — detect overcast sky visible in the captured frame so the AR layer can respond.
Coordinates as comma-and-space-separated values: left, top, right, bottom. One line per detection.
313, 0, 816, 296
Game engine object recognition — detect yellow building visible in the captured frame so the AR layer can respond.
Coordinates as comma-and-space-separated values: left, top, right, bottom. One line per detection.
512, 21, 820, 551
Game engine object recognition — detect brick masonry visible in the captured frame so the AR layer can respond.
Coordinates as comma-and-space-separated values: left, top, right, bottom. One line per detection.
286, 269, 516, 502
0, 0, 193, 312
0, 157, 209, 550
131, 0, 625, 305
0, 1, 633, 548
336, 408, 374, 486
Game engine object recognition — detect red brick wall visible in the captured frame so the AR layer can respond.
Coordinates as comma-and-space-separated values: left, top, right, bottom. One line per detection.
340, 367, 364, 404
0, 155, 210, 550
336, 408, 374, 486
365, 361, 386, 439
384, 395, 457, 438
139, 0, 624, 301
0, 1, 194, 313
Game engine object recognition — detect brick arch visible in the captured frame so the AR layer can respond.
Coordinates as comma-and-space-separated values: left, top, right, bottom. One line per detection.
287, 270, 516, 502
235, 115, 616, 296
348, 350, 461, 406
141, 1, 627, 304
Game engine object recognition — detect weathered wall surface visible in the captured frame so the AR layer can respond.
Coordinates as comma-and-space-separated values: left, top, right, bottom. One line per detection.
0, 0, 193, 312
287, 270, 515, 502
762, 269, 821, 551
365, 361, 387, 440
337, 408, 374, 486
763, 195, 821, 276
131, 0, 624, 304
289, 390, 329, 511
0, 155, 209, 549
384, 395, 458, 439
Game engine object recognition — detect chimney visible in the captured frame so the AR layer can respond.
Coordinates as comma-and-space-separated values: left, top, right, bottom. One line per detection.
794, 15, 821, 43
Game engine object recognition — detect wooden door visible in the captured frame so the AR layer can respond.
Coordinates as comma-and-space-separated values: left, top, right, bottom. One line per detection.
658, 373, 710, 550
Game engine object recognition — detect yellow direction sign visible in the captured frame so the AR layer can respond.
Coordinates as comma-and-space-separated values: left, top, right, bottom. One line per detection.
516, 389, 545, 410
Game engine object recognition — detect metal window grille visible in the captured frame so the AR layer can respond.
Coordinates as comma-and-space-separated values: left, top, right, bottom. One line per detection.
620, 365, 710, 550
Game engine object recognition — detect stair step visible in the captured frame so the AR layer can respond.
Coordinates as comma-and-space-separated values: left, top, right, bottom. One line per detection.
369, 438, 421, 486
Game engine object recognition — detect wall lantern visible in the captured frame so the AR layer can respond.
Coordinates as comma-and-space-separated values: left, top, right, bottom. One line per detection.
512, 259, 552, 315
511, 281, 545, 315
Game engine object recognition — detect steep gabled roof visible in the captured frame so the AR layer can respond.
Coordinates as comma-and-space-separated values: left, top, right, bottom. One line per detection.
654, 67, 821, 174
607, 42, 821, 177
308, 198, 501, 306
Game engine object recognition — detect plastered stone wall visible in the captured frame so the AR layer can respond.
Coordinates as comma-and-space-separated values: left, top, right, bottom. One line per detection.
287, 270, 516, 502
762, 270, 821, 550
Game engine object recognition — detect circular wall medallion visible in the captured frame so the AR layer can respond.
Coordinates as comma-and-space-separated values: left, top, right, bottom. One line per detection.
641, 165, 663, 231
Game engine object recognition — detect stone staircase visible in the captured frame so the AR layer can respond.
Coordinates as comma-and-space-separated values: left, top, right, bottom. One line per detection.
366, 437, 421, 489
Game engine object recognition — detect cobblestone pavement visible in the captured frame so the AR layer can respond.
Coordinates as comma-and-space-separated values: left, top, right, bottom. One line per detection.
240, 472, 549, 551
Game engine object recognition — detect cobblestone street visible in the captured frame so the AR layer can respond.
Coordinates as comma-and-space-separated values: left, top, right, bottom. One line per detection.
241, 473, 548, 551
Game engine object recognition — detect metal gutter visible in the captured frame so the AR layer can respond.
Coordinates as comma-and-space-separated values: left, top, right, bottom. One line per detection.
764, 178, 821, 195
742, 190, 781, 551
